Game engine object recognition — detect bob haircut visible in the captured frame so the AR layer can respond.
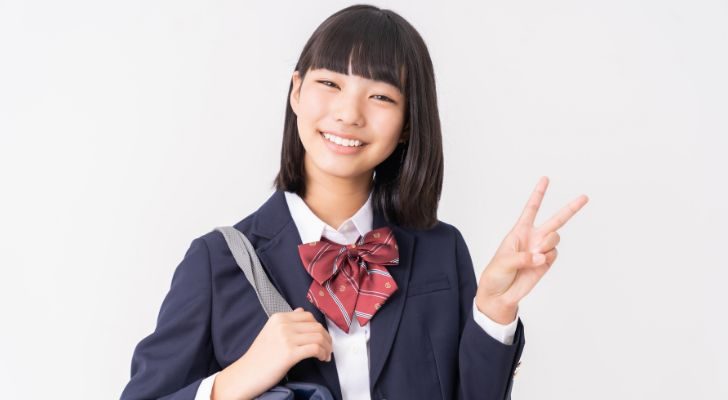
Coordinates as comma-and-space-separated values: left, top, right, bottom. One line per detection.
273, 4, 443, 230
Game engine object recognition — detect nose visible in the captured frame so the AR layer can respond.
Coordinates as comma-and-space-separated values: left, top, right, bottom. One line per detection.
331, 92, 364, 127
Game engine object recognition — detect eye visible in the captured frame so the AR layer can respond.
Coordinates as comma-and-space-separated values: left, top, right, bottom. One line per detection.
317, 80, 339, 88
372, 95, 395, 103
316, 80, 396, 103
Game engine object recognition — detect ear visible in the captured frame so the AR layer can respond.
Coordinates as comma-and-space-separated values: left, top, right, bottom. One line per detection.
289, 70, 302, 116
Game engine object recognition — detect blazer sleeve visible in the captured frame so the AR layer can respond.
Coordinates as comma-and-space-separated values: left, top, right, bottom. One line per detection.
120, 237, 221, 400
453, 226, 526, 400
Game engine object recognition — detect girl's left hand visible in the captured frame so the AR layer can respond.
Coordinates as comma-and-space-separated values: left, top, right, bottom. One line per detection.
475, 176, 589, 324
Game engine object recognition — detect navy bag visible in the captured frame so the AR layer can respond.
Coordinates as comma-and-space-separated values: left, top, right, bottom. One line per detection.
215, 227, 335, 400
255, 382, 336, 400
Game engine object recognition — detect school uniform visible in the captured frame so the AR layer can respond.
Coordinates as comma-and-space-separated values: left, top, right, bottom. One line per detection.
121, 189, 526, 400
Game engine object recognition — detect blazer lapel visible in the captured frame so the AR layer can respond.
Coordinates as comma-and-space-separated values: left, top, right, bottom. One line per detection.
248, 190, 341, 396
368, 210, 414, 391
246, 189, 415, 396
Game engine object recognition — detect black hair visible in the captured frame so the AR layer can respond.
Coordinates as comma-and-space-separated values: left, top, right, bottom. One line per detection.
272, 4, 443, 230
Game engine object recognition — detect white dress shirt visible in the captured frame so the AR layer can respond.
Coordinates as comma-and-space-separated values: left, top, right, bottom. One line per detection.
196, 190, 519, 400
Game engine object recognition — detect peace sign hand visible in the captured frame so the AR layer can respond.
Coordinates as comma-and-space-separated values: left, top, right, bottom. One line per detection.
475, 177, 589, 324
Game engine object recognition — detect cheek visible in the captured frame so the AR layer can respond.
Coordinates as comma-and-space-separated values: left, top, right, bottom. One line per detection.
298, 90, 329, 122
370, 112, 405, 144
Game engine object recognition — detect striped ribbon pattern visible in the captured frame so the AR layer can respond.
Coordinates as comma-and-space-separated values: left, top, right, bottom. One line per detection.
297, 226, 400, 333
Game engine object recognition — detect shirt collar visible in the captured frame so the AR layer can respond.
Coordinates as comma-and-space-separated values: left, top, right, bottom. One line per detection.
284, 190, 373, 243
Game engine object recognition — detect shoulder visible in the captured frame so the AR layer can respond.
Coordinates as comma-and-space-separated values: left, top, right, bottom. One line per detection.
401, 219, 467, 249
187, 208, 263, 257
404, 218, 463, 236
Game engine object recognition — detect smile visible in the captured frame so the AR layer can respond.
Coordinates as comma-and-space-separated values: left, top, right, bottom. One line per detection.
320, 131, 365, 147
319, 131, 367, 155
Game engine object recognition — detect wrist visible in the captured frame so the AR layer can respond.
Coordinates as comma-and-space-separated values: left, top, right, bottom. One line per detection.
211, 356, 255, 400
475, 294, 518, 325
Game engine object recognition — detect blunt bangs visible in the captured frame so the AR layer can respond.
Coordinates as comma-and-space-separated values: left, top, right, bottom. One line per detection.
303, 10, 408, 94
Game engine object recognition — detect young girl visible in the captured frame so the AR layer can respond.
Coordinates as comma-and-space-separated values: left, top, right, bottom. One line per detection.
121, 4, 588, 400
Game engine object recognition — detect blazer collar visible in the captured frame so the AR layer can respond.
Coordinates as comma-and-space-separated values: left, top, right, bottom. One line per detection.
248, 189, 415, 396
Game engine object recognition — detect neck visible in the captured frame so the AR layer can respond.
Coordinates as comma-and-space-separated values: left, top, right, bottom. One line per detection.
302, 169, 373, 231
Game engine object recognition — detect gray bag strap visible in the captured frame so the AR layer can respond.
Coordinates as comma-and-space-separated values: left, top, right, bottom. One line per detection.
214, 226, 293, 317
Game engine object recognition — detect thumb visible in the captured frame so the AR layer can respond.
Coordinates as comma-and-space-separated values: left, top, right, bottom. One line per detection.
505, 251, 546, 270
531, 252, 546, 265
294, 307, 304, 312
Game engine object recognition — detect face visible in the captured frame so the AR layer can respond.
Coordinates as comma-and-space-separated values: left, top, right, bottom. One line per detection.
289, 66, 407, 185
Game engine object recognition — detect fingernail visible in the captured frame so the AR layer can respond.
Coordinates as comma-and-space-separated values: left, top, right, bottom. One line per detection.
532, 253, 545, 264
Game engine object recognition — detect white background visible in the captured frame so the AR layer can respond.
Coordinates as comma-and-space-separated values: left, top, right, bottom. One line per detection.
1, 0, 726, 398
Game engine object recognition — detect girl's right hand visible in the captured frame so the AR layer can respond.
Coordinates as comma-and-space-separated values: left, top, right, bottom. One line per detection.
211, 307, 333, 400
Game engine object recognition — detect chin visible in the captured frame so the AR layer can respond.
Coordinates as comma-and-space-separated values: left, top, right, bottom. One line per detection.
313, 160, 370, 179
320, 166, 364, 179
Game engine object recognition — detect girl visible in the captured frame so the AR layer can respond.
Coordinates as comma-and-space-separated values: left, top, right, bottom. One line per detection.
121, 4, 588, 400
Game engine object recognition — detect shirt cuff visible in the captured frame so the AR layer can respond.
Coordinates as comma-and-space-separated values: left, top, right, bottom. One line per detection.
195, 371, 220, 400
472, 296, 519, 345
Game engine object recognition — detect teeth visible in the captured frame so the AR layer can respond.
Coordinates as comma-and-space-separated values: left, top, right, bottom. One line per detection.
321, 132, 363, 147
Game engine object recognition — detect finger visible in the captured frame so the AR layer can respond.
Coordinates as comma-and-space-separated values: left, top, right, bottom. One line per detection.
515, 176, 549, 228
293, 321, 333, 335
532, 248, 558, 268
284, 309, 317, 322
292, 332, 333, 350
544, 247, 558, 266
511, 248, 558, 294
539, 194, 589, 233
506, 251, 547, 271
521, 247, 558, 280
294, 342, 332, 362
533, 231, 560, 253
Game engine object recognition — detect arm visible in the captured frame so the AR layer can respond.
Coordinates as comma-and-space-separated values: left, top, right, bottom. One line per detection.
120, 237, 220, 400
453, 226, 525, 400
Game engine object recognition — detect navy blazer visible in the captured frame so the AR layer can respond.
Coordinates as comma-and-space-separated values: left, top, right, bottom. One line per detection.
121, 189, 525, 400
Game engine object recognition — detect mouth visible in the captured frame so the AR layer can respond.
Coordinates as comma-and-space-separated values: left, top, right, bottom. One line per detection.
318, 130, 367, 155
318, 130, 367, 148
